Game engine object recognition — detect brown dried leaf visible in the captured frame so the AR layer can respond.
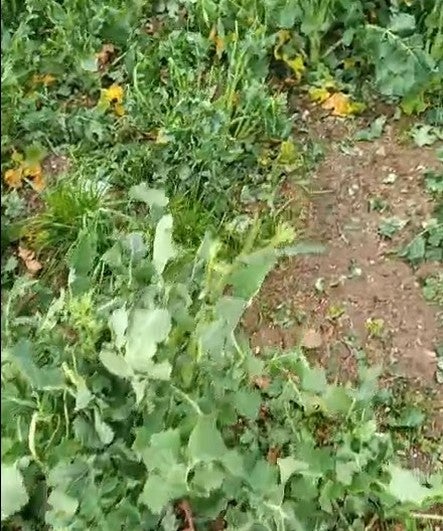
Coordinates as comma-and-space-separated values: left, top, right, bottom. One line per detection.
267, 446, 280, 465
301, 329, 323, 349
177, 500, 195, 531
18, 246, 42, 275
252, 375, 271, 390
96, 43, 115, 68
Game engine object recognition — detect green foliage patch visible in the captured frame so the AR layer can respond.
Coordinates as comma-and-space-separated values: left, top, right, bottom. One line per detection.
2, 0, 443, 529
2, 199, 443, 529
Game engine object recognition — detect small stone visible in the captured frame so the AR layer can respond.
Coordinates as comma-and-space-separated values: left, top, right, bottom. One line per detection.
301, 329, 323, 349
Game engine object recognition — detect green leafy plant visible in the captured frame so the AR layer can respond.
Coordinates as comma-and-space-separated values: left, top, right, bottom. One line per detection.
2, 195, 442, 529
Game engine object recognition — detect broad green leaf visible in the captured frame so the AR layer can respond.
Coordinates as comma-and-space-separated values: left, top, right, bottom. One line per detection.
412, 125, 438, 147
229, 249, 276, 299
387, 466, 435, 504
47, 489, 78, 519
68, 229, 97, 277
248, 459, 278, 494
1, 463, 29, 520
124, 232, 146, 262
191, 463, 225, 494
125, 308, 171, 372
323, 386, 353, 415
129, 184, 169, 208
139, 465, 187, 514
11, 339, 64, 390
143, 429, 181, 471
48, 460, 89, 489
378, 217, 408, 239
94, 409, 114, 445
80, 55, 98, 71
356, 366, 381, 401
99, 350, 133, 379
233, 389, 261, 420
153, 215, 176, 275
188, 415, 226, 463
145, 360, 172, 380
400, 235, 426, 263
355, 116, 386, 141
221, 450, 245, 477
278, 456, 308, 485
389, 13, 416, 33
301, 366, 327, 394
336, 461, 359, 486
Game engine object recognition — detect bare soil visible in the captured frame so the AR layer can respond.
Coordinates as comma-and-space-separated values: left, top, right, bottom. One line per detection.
244, 111, 443, 419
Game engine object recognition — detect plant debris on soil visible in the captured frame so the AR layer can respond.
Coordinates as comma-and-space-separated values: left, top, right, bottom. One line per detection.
245, 110, 443, 419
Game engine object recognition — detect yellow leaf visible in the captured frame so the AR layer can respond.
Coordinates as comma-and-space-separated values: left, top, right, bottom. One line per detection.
209, 26, 225, 58
214, 35, 225, 58
32, 73, 56, 86
4, 168, 23, 188
23, 162, 42, 178
343, 58, 356, 70
18, 246, 42, 275
278, 140, 299, 165
31, 172, 46, 192
42, 74, 56, 86
322, 92, 365, 117
283, 54, 305, 81
102, 84, 124, 104
114, 103, 125, 117
11, 150, 24, 164
274, 30, 291, 60
308, 86, 330, 103
209, 26, 217, 42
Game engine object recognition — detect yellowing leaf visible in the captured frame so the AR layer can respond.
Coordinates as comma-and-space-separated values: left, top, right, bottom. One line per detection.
322, 92, 365, 117
23, 162, 45, 191
114, 103, 125, 117
23, 162, 42, 178
32, 73, 56, 86
18, 246, 42, 275
274, 30, 291, 59
343, 58, 356, 70
4, 168, 23, 188
283, 54, 305, 80
32, 172, 46, 192
42, 74, 56, 86
11, 150, 24, 164
278, 140, 299, 165
308, 87, 330, 103
209, 26, 225, 58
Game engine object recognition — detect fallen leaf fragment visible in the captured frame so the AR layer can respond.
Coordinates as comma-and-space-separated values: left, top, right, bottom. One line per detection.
4, 168, 23, 188
209, 26, 225, 58
32, 73, 56, 86
301, 329, 323, 349
96, 43, 115, 68
18, 246, 43, 275
267, 446, 280, 465
309, 86, 330, 104
177, 500, 195, 531
322, 92, 365, 117
252, 375, 271, 390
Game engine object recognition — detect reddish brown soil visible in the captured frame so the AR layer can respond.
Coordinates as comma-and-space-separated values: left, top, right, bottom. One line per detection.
244, 112, 442, 418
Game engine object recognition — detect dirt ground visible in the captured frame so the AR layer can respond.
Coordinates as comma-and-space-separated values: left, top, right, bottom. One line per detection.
244, 111, 443, 421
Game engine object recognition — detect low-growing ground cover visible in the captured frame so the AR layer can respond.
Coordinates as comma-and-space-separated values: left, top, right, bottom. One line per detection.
1, 1, 442, 529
